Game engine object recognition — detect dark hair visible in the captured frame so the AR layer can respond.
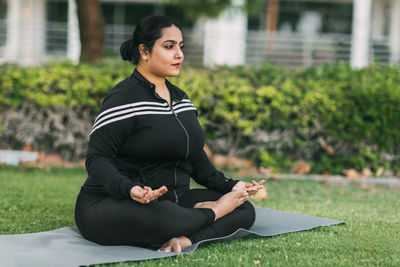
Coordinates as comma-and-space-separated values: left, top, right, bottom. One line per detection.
120, 15, 181, 65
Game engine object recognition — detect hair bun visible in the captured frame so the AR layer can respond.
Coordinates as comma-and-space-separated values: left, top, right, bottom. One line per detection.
120, 15, 180, 65
120, 39, 134, 61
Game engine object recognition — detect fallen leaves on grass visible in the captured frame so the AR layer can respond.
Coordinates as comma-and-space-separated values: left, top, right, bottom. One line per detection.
292, 160, 311, 174
237, 167, 260, 176
258, 166, 273, 176
343, 167, 393, 179
362, 168, 373, 177
237, 166, 275, 178
213, 154, 254, 170
19, 152, 84, 171
376, 167, 384, 177
343, 169, 365, 179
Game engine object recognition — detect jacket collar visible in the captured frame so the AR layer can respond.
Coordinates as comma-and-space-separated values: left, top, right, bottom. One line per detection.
132, 68, 187, 103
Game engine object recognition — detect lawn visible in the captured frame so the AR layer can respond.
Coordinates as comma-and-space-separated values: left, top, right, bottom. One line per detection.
1, 166, 399, 266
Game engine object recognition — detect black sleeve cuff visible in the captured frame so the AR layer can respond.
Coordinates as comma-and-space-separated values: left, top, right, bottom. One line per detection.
221, 178, 240, 193
118, 179, 144, 199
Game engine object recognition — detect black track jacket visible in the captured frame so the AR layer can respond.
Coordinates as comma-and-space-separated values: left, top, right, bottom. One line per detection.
81, 68, 239, 202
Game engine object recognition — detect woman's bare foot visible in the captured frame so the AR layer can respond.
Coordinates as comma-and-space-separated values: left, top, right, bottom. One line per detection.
158, 236, 192, 252
193, 190, 248, 221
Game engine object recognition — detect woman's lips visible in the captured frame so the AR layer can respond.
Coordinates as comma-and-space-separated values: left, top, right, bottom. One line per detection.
172, 63, 181, 68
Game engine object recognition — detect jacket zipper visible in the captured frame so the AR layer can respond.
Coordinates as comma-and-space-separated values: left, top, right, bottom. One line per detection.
154, 89, 189, 204
154, 90, 189, 157
171, 103, 189, 159
173, 160, 179, 203
171, 100, 190, 204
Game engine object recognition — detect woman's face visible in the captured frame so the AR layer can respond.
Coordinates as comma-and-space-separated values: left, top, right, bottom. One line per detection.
142, 25, 184, 78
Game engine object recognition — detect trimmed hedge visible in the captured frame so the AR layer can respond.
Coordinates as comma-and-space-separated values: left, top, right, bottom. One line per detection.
0, 60, 399, 174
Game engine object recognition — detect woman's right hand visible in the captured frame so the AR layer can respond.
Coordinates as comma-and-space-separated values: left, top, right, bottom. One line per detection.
130, 185, 168, 204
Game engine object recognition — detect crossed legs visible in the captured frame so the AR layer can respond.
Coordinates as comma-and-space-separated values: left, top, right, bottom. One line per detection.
74, 188, 256, 251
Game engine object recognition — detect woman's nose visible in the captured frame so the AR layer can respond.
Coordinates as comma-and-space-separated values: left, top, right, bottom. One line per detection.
175, 47, 183, 59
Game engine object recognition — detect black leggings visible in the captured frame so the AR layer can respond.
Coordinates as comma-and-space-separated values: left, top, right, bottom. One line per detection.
74, 188, 256, 250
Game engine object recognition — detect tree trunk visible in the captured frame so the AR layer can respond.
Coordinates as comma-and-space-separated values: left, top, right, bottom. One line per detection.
266, 0, 279, 32
77, 0, 105, 62
265, 0, 279, 51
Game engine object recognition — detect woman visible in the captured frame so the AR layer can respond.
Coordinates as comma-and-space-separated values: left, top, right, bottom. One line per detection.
74, 15, 265, 253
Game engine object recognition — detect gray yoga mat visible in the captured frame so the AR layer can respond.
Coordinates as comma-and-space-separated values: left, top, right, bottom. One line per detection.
0, 207, 344, 267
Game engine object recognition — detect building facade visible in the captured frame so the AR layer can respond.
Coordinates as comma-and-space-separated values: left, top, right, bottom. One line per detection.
0, 0, 398, 67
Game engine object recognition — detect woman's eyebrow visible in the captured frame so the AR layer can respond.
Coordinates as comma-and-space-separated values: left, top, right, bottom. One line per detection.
162, 40, 184, 44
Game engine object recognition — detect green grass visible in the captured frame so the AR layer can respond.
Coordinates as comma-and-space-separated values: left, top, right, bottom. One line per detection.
1, 165, 399, 266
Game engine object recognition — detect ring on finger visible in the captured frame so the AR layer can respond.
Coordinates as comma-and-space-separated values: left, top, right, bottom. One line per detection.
144, 198, 150, 203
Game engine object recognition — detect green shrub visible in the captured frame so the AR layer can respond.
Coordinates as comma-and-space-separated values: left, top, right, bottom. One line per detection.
0, 60, 399, 175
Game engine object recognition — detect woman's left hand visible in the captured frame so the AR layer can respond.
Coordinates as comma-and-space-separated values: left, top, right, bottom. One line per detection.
232, 179, 265, 196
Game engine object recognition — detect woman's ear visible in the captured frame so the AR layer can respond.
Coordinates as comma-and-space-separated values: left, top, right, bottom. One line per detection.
138, 44, 150, 61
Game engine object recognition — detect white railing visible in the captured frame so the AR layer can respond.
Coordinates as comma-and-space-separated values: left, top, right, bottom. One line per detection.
46, 21, 68, 54
246, 31, 391, 67
0, 19, 392, 67
104, 24, 135, 55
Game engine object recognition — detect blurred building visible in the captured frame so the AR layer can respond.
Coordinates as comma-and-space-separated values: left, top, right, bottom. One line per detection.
0, 0, 397, 67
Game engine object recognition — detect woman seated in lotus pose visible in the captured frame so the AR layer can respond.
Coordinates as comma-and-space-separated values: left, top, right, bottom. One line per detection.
74, 15, 265, 253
